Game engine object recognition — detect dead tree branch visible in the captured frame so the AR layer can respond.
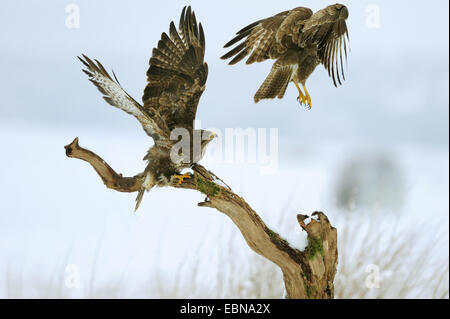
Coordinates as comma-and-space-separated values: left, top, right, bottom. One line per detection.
64, 137, 338, 299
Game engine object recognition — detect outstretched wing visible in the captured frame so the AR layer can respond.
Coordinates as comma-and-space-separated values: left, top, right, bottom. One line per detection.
78, 55, 166, 141
300, 4, 349, 87
221, 7, 313, 65
142, 6, 208, 133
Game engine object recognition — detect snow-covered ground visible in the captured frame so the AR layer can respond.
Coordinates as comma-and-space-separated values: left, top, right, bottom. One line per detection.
0, 122, 447, 298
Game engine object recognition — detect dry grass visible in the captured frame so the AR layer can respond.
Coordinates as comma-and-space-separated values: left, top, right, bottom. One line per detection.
134, 207, 449, 299
2, 208, 448, 299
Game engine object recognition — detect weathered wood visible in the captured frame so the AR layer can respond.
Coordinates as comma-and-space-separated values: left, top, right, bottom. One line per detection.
64, 137, 338, 299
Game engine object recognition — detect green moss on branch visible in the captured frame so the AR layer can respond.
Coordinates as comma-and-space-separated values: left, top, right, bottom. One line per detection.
304, 236, 323, 260
196, 176, 220, 198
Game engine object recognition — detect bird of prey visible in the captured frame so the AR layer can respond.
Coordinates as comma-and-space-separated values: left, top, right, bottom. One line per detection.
78, 6, 216, 210
221, 4, 349, 108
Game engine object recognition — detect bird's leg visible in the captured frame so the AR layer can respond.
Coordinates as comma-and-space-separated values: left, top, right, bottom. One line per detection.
301, 83, 312, 109
173, 173, 192, 185
294, 81, 307, 105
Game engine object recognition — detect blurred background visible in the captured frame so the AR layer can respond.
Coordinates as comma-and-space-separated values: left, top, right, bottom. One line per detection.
0, 0, 448, 298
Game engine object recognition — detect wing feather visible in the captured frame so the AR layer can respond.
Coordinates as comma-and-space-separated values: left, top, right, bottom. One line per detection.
221, 7, 313, 65
339, 37, 345, 81
300, 4, 349, 87
143, 6, 208, 132
78, 54, 166, 141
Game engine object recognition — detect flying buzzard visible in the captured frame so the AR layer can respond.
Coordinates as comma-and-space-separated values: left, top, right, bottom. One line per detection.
78, 6, 216, 210
221, 4, 349, 108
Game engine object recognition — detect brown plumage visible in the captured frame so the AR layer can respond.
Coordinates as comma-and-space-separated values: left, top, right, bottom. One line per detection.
78, 7, 216, 210
221, 4, 349, 108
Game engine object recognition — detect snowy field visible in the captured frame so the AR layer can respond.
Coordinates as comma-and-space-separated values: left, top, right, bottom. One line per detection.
0, 122, 447, 298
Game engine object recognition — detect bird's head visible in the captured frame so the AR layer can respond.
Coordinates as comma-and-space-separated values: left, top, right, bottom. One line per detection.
334, 3, 349, 19
201, 130, 218, 149
195, 130, 217, 162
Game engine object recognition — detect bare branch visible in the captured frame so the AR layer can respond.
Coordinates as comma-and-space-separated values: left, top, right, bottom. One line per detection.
64, 137, 143, 192
64, 137, 338, 299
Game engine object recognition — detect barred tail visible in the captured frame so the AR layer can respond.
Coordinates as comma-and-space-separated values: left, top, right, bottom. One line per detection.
135, 189, 146, 212
254, 65, 293, 103
134, 173, 156, 212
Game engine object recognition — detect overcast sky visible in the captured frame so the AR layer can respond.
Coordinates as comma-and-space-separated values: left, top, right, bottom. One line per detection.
0, 0, 448, 146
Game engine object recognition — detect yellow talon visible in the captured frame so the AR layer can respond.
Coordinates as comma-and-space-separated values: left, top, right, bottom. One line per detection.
294, 82, 307, 106
174, 173, 192, 184
301, 83, 312, 109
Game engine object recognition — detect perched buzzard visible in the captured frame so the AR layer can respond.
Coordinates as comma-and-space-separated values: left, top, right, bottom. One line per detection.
221, 4, 349, 108
79, 7, 216, 210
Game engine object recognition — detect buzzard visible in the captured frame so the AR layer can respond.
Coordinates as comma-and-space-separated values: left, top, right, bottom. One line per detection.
221, 4, 349, 108
78, 6, 216, 210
